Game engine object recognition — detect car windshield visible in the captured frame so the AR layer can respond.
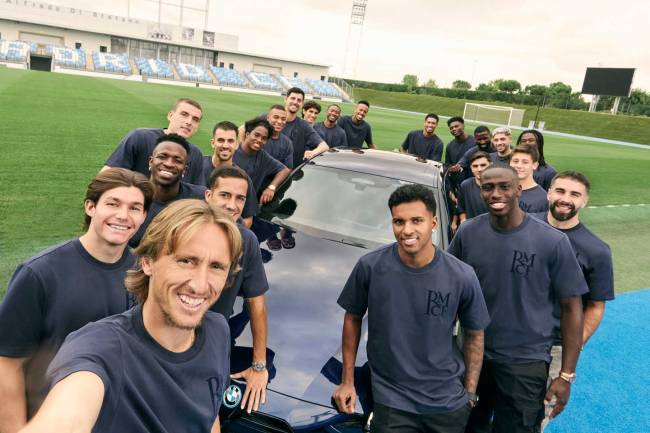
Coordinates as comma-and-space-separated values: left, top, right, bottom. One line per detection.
264, 164, 442, 249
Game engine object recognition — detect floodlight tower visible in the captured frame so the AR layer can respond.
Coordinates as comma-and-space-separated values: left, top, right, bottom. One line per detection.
342, 0, 368, 79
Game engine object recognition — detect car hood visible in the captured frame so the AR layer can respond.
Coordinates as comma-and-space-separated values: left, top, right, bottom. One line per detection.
230, 221, 372, 429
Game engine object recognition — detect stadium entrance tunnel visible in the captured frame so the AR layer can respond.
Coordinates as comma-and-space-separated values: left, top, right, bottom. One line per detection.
30, 56, 52, 72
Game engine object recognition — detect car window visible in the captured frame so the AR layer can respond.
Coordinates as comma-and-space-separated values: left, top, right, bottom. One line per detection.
263, 165, 443, 249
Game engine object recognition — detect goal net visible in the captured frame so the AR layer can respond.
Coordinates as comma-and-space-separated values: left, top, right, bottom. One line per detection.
463, 103, 525, 127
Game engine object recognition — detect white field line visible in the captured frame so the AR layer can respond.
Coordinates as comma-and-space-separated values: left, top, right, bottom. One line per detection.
586, 203, 648, 209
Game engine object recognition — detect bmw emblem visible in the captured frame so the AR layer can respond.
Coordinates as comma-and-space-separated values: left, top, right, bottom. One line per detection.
223, 384, 242, 409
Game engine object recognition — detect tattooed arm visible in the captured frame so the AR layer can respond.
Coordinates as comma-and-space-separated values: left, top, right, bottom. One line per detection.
463, 329, 485, 393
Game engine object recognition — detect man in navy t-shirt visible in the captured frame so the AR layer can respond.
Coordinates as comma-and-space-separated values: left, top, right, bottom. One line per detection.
233, 118, 290, 204
129, 133, 207, 247
21, 200, 243, 433
457, 151, 490, 224
489, 127, 514, 166
445, 117, 476, 233
103, 98, 204, 184
265, 105, 294, 168
532, 171, 614, 431
333, 184, 490, 433
458, 126, 496, 169
205, 166, 271, 414
400, 113, 444, 161
199, 120, 258, 227
510, 144, 548, 213
448, 166, 588, 433
338, 100, 376, 149
0, 168, 152, 432
314, 104, 348, 148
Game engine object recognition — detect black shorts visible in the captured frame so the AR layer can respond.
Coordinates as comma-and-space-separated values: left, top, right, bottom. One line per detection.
371, 402, 471, 433
465, 360, 548, 433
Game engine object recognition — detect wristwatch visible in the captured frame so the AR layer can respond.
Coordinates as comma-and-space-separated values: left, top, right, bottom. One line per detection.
468, 392, 479, 408
266, 184, 276, 191
252, 361, 267, 372
559, 371, 576, 384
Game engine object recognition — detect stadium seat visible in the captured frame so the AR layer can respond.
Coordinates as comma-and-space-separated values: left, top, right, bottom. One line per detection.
93, 52, 131, 74
277, 75, 314, 94
0, 40, 29, 63
246, 72, 283, 91
209, 66, 249, 87
305, 78, 342, 98
174, 62, 213, 83
136, 57, 173, 79
52, 46, 86, 69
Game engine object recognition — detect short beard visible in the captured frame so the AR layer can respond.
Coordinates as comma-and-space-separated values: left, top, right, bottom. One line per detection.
550, 200, 578, 222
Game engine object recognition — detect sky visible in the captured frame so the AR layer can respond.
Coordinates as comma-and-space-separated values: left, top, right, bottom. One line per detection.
45, 0, 650, 92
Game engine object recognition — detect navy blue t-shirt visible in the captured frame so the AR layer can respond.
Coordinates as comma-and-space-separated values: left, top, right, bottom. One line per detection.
258, 113, 322, 170
488, 152, 511, 166
519, 184, 549, 213
534, 164, 558, 191
448, 214, 588, 363
444, 135, 476, 166
401, 130, 444, 161
337, 116, 373, 149
47, 305, 230, 433
211, 224, 269, 318
0, 239, 134, 416
129, 183, 207, 247
105, 128, 204, 185
457, 178, 487, 219
458, 144, 497, 168
531, 213, 615, 342
337, 244, 490, 414
314, 122, 348, 148
233, 147, 286, 197
198, 157, 258, 219
265, 134, 294, 169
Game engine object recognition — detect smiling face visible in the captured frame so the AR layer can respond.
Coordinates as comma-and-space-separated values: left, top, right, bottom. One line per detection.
211, 128, 237, 163
510, 151, 538, 182
492, 132, 512, 155
423, 116, 438, 135
149, 141, 188, 186
267, 108, 288, 135
548, 177, 588, 222
167, 102, 202, 139
353, 103, 369, 122
470, 156, 491, 182
242, 125, 270, 153
519, 132, 538, 146
480, 167, 522, 217
326, 105, 341, 124
85, 186, 147, 247
302, 107, 320, 125
475, 131, 491, 149
205, 176, 249, 220
141, 223, 232, 330
285, 91, 304, 114
391, 200, 437, 259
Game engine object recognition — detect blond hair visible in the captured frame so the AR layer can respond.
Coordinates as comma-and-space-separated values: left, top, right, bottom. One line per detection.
126, 199, 242, 303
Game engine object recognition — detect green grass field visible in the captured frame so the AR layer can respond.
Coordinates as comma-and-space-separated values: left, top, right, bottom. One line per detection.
1, 68, 649, 294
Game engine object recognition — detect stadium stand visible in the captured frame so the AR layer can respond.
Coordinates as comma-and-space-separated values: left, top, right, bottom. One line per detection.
306, 78, 343, 98
209, 66, 249, 87
52, 46, 86, 69
175, 62, 212, 83
92, 52, 131, 74
277, 75, 313, 93
136, 57, 173, 79
0, 40, 30, 63
246, 71, 283, 91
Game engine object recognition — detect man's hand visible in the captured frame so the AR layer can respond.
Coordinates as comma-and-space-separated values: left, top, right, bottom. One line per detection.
231, 368, 269, 414
448, 163, 463, 173
260, 188, 275, 204
332, 382, 356, 414
544, 377, 571, 419
303, 150, 318, 159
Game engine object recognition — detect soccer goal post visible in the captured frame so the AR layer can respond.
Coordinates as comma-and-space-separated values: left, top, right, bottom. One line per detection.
463, 103, 525, 127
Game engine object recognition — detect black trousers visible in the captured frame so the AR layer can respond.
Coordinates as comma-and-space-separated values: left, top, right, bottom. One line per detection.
465, 360, 548, 433
371, 402, 471, 433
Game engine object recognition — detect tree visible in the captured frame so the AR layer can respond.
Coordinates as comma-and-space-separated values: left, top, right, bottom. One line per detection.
548, 82, 572, 96
476, 82, 495, 92
424, 79, 438, 88
452, 80, 471, 90
497, 80, 521, 93
524, 84, 548, 96
402, 74, 418, 91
